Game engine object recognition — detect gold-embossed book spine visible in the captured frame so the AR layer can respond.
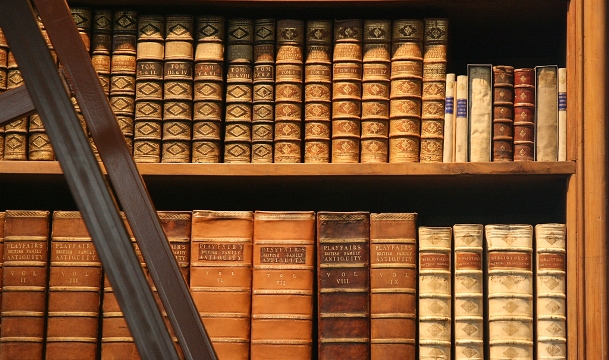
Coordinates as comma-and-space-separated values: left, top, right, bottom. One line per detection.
492, 66, 515, 161
317, 212, 370, 359
513, 68, 535, 161
535, 65, 559, 161
468, 64, 493, 162
418, 226, 452, 360
370, 213, 417, 360
485, 224, 534, 360
0, 29, 7, 160
0, 210, 50, 358
251, 211, 316, 359
535, 223, 567, 360
46, 211, 102, 360
4, 51, 28, 160
190, 210, 253, 360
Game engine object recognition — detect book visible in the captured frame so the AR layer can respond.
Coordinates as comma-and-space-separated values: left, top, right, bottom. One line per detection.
454, 75, 468, 162
360, 20, 391, 163
0, 210, 50, 358
332, 19, 363, 163
317, 211, 370, 359
0, 212, 4, 333
304, 20, 332, 163
485, 224, 534, 360
536, 65, 559, 161
389, 19, 424, 163
418, 226, 452, 360
274, 19, 304, 163
453, 224, 484, 360
535, 223, 567, 360
46, 211, 102, 359
4, 51, 28, 161
91, 9, 113, 97
468, 64, 492, 162
190, 210, 253, 360
558, 68, 567, 161
492, 65, 515, 161
251, 211, 316, 359
370, 213, 417, 360
443, 73, 455, 162
513, 68, 535, 161
0, 28, 8, 160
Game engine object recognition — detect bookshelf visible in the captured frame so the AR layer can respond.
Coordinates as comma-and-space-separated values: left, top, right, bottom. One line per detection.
0, 0, 606, 359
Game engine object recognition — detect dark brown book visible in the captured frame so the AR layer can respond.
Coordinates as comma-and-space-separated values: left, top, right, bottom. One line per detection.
493, 65, 515, 161
46, 211, 102, 360
0, 28, 7, 160
0, 212, 4, 333
4, 51, 28, 161
513, 68, 535, 161
0, 210, 50, 359
251, 211, 316, 359
370, 213, 417, 360
317, 211, 370, 359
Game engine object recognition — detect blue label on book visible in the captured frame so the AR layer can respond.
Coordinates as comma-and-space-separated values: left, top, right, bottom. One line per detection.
559, 93, 567, 110
445, 97, 454, 114
457, 99, 467, 117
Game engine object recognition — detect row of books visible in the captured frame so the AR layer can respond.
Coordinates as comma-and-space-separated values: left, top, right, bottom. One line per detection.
0, 210, 566, 360
0, 8, 567, 164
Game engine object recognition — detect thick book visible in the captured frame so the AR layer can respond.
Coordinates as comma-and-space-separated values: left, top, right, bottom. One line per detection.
91, 9, 112, 96
485, 224, 534, 360
558, 68, 567, 161
536, 65, 559, 161
370, 213, 417, 360
0, 210, 50, 358
535, 223, 567, 360
467, 64, 493, 162
190, 210, 253, 360
251, 211, 316, 359
513, 68, 535, 161
46, 211, 102, 359
453, 224, 484, 360
418, 226, 452, 360
317, 211, 370, 359
4, 51, 28, 161
492, 65, 515, 161
454, 75, 468, 162
443, 73, 456, 162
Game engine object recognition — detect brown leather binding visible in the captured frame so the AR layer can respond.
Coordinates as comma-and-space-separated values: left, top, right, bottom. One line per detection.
513, 68, 535, 161
493, 65, 515, 161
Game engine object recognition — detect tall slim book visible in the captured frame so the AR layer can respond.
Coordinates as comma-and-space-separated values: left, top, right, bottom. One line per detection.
513, 68, 535, 161
0, 29, 6, 159
251, 211, 316, 359
370, 213, 417, 360
443, 73, 455, 162
0, 212, 4, 333
492, 65, 515, 161
468, 64, 492, 162
4, 51, 28, 160
91, 9, 113, 97
454, 75, 468, 162
558, 68, 567, 161
317, 212, 370, 359
535, 65, 559, 161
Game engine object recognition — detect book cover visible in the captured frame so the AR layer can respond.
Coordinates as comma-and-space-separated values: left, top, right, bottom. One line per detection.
558, 68, 567, 161
467, 64, 493, 162
513, 68, 535, 161
492, 65, 515, 162
0, 212, 4, 333
454, 75, 468, 162
443, 73, 456, 162
91, 9, 113, 96
535, 65, 559, 162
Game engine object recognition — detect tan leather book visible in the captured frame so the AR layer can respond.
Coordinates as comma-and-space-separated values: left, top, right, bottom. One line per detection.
535, 223, 567, 360
370, 213, 417, 360
513, 68, 535, 161
4, 51, 28, 161
91, 9, 112, 96
536, 65, 559, 161
0, 212, 4, 332
250, 211, 315, 359
46, 211, 102, 360
485, 224, 534, 360
492, 65, 515, 161
317, 211, 370, 359
0, 210, 50, 358
468, 64, 493, 162
190, 210, 253, 360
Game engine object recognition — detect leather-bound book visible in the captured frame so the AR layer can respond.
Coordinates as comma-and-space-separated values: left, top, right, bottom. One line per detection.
274, 20, 304, 163
468, 64, 493, 162
558, 68, 567, 161
133, 14, 165, 163
420, 18, 448, 163
251, 211, 316, 359
317, 211, 370, 359
370, 213, 417, 360
485, 224, 534, 360
46, 211, 102, 360
190, 211, 253, 360
360, 20, 391, 163
0, 212, 4, 333
304, 20, 332, 163
193, 16, 225, 163
332, 20, 363, 163
162, 15, 194, 163
91, 9, 113, 96
0, 28, 7, 160
443, 73, 456, 162
492, 65, 515, 161
0, 210, 50, 358
389, 19, 423, 163
513, 68, 535, 161
4, 51, 28, 161
454, 75, 468, 162
535, 223, 567, 360
536, 65, 559, 161
453, 224, 484, 360
418, 226, 452, 360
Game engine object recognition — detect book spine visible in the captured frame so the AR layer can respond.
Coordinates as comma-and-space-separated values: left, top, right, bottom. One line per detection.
91, 9, 112, 97
418, 226, 452, 360
558, 68, 567, 161
454, 75, 468, 162
190, 210, 253, 360
389, 19, 423, 163
317, 212, 370, 359
492, 65, 515, 161
275, 20, 305, 163
360, 20, 391, 163
192, 16, 225, 163
453, 224, 484, 360
4, 51, 28, 160
251, 211, 316, 359
535, 65, 559, 161
535, 223, 567, 360
224, 19, 254, 163
0, 212, 4, 332
370, 213, 417, 360
162, 15, 194, 163
133, 14, 165, 163
46, 211, 102, 359
251, 19, 275, 163
304, 20, 332, 163
0, 210, 50, 358
332, 19, 363, 163
468, 64, 492, 162
0, 28, 8, 160
485, 224, 534, 360
420, 18, 448, 163
443, 73, 455, 162
513, 68, 535, 161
